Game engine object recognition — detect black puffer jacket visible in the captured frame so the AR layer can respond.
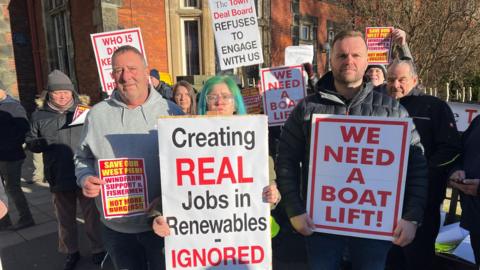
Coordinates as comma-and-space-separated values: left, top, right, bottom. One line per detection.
26, 95, 86, 192
457, 115, 480, 233
275, 72, 428, 223
400, 87, 461, 206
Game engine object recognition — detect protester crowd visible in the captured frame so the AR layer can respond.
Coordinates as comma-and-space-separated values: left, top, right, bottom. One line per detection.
0, 27, 479, 270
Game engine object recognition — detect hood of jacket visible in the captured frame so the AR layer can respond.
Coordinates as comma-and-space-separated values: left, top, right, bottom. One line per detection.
0, 95, 20, 105
107, 86, 168, 126
404, 85, 425, 97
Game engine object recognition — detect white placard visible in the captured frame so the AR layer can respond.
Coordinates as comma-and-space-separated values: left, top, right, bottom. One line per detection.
261, 65, 306, 126
208, 0, 264, 70
158, 115, 271, 269
447, 102, 480, 131
285, 45, 314, 66
91, 28, 147, 95
307, 115, 412, 241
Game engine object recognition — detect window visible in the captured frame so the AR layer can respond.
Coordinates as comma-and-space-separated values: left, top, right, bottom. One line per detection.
182, 0, 200, 9
181, 18, 201, 75
300, 24, 311, 41
44, 0, 75, 80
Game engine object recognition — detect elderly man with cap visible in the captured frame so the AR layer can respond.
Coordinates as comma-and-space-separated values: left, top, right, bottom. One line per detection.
150, 68, 173, 100
26, 70, 104, 270
0, 81, 34, 231
385, 59, 461, 270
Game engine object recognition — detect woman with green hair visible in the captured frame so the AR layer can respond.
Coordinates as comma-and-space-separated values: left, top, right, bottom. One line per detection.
197, 75, 247, 115
152, 75, 281, 238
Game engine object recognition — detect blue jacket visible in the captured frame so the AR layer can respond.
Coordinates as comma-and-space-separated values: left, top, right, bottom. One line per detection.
0, 96, 29, 161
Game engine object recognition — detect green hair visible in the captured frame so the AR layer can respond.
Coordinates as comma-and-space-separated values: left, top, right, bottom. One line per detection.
197, 75, 247, 115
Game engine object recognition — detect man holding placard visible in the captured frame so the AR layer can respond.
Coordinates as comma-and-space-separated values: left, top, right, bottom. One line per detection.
75, 45, 183, 270
275, 30, 428, 269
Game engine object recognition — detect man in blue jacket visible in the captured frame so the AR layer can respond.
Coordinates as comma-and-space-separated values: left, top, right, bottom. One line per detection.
0, 81, 34, 231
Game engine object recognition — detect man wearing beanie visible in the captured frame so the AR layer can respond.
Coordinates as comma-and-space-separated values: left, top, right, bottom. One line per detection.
149, 68, 173, 100
365, 64, 388, 87
0, 80, 34, 231
26, 70, 104, 270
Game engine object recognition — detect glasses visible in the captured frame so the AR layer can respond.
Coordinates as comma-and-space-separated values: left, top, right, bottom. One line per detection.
206, 94, 234, 104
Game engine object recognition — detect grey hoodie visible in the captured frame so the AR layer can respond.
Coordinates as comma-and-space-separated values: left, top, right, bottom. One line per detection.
75, 88, 183, 233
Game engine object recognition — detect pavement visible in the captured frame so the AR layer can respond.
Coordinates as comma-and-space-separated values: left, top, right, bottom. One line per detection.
0, 152, 114, 270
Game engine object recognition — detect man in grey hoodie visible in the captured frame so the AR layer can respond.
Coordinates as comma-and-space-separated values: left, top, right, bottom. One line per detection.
75, 45, 183, 270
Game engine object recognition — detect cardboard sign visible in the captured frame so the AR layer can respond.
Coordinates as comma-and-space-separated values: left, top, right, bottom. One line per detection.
447, 102, 480, 131
242, 87, 262, 114
91, 28, 147, 95
366, 27, 393, 65
208, 0, 263, 70
261, 65, 306, 126
158, 115, 271, 270
307, 115, 412, 241
98, 158, 148, 219
285, 45, 314, 66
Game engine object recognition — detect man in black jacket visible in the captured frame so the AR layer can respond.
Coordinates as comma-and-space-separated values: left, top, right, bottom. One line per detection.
449, 115, 480, 266
26, 70, 104, 270
0, 81, 34, 230
385, 59, 462, 269
275, 30, 428, 270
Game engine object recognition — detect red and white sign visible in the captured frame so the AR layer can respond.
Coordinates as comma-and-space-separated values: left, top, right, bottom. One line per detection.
366, 27, 393, 65
447, 102, 480, 131
98, 158, 148, 219
307, 115, 412, 240
158, 115, 271, 270
261, 65, 306, 126
91, 28, 146, 95
70, 104, 90, 126
208, 0, 263, 70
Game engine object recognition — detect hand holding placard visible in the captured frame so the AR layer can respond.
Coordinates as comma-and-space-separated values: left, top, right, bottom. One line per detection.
153, 216, 171, 237
82, 176, 106, 198
290, 213, 315, 236
392, 219, 418, 247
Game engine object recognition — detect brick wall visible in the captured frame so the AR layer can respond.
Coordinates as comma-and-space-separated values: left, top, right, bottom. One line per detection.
270, 0, 347, 74
8, 0, 37, 113
117, 0, 169, 74
270, 0, 293, 67
300, 0, 348, 74
0, 1, 19, 100
70, 0, 102, 103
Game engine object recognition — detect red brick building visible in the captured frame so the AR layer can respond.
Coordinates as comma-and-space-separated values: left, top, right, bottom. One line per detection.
6, 0, 348, 112
270, 0, 348, 73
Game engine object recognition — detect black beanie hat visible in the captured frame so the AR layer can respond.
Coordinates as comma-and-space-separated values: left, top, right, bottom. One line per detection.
150, 69, 160, 81
366, 65, 387, 78
47, 70, 75, 92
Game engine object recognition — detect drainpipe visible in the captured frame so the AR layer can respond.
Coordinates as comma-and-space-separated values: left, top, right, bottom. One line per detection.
26, 0, 44, 93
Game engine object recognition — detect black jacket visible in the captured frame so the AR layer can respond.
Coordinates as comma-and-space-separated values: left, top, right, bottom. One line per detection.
457, 115, 480, 233
275, 72, 428, 223
154, 82, 173, 100
0, 96, 29, 161
400, 87, 462, 206
26, 96, 84, 192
